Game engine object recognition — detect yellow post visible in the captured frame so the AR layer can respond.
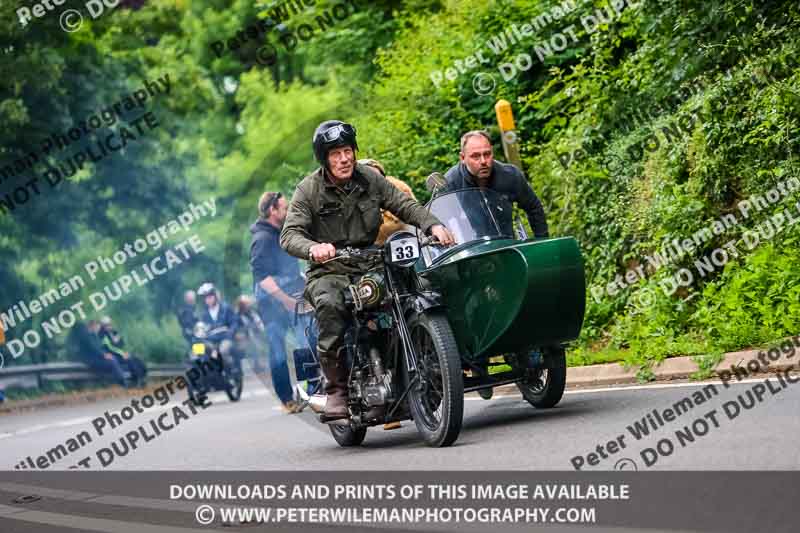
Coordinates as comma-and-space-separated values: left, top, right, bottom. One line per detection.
495, 100, 529, 239
494, 100, 522, 170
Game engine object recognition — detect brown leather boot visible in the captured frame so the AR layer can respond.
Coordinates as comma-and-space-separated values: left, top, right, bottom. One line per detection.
319, 354, 348, 421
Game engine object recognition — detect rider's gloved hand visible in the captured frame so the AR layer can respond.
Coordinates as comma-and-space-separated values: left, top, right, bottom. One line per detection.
309, 243, 336, 262
429, 225, 456, 246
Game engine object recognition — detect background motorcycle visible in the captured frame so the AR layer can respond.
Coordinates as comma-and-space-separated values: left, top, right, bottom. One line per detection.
185, 322, 244, 404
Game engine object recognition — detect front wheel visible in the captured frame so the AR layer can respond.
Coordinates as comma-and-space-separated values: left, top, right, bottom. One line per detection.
329, 423, 367, 447
517, 346, 567, 408
407, 313, 464, 447
224, 362, 244, 402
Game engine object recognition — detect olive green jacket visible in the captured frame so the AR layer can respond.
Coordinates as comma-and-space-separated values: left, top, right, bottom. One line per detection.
280, 163, 441, 280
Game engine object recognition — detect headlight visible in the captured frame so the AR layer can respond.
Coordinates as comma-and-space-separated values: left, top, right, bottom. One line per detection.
193, 321, 209, 339
353, 272, 386, 310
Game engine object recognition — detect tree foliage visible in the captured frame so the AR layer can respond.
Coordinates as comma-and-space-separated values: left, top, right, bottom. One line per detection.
2, 0, 799, 377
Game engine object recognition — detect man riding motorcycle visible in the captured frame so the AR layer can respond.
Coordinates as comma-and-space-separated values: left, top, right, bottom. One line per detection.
197, 282, 239, 357
279, 120, 455, 421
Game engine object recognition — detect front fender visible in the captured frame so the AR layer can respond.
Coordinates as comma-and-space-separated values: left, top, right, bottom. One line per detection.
405, 292, 446, 316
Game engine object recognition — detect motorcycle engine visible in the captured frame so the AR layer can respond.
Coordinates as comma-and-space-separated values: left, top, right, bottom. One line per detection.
354, 347, 393, 407
360, 372, 393, 407
351, 272, 386, 311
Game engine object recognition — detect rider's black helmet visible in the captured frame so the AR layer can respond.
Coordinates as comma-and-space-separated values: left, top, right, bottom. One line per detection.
312, 120, 358, 166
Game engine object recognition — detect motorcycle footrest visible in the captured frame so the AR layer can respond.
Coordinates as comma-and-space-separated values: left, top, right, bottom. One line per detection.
319, 414, 350, 425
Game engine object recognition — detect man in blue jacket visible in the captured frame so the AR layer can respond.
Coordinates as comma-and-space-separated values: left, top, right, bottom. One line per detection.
444, 130, 550, 399
444, 130, 549, 239
250, 191, 311, 414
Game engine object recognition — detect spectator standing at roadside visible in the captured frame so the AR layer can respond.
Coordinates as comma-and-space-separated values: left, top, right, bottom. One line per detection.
250, 191, 311, 414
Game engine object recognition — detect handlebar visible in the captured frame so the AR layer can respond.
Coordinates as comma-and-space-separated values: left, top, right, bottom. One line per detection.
317, 237, 446, 264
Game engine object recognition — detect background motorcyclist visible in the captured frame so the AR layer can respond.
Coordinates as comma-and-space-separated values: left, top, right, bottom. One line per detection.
197, 282, 239, 358
280, 120, 455, 421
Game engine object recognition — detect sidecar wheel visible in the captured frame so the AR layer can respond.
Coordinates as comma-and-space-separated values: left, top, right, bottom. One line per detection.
407, 313, 464, 447
517, 346, 566, 408
329, 424, 367, 447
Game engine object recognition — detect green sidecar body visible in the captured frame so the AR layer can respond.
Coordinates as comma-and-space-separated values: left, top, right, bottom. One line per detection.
415, 188, 586, 362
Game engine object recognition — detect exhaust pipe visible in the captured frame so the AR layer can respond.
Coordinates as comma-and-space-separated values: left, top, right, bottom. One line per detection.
296, 384, 326, 414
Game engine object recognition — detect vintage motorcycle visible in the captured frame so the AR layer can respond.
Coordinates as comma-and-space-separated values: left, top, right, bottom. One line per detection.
296, 186, 585, 448
185, 322, 244, 404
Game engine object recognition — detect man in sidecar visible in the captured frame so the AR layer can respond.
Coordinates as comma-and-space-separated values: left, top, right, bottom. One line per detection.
279, 120, 455, 421
442, 130, 552, 399
444, 130, 549, 239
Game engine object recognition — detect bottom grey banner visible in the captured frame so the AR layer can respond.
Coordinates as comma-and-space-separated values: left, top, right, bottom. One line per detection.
0, 472, 795, 533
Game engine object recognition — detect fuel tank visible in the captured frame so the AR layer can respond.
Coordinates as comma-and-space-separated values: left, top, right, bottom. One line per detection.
418, 237, 585, 360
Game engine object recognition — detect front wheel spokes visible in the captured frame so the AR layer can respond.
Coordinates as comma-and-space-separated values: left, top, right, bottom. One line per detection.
413, 326, 444, 424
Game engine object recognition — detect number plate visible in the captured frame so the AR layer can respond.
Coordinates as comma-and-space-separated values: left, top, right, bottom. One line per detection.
389, 238, 420, 263
192, 343, 206, 356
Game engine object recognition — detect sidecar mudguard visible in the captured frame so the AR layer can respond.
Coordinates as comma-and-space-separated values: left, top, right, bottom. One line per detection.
418, 237, 585, 361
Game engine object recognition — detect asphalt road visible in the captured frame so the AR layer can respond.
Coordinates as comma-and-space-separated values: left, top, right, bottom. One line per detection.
1, 372, 798, 471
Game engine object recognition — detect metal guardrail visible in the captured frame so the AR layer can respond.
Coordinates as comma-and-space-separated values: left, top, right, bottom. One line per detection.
0, 362, 186, 391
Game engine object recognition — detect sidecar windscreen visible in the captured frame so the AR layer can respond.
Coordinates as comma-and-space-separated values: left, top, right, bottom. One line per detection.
423, 188, 514, 263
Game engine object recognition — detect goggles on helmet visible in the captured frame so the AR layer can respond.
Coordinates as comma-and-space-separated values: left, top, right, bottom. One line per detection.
321, 123, 356, 144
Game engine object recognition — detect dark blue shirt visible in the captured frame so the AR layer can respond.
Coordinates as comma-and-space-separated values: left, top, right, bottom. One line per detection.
249, 220, 304, 311
444, 161, 549, 238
